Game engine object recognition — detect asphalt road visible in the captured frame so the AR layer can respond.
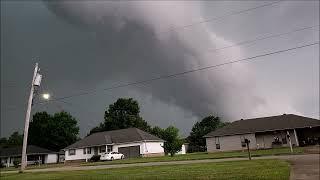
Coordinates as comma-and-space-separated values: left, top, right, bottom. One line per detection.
1, 154, 319, 180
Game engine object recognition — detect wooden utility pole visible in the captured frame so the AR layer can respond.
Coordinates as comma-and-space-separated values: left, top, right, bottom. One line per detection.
20, 63, 40, 172
287, 131, 293, 153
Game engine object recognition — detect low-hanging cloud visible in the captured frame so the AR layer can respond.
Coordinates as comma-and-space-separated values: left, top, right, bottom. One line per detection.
45, 1, 299, 122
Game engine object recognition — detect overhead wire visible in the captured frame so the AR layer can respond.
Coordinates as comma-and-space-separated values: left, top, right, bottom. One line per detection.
33, 41, 319, 106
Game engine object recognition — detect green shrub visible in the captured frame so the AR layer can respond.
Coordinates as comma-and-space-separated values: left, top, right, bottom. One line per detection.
0, 163, 5, 168
89, 155, 101, 162
13, 160, 20, 168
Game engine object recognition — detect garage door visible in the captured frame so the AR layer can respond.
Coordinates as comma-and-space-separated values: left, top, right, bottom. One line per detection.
118, 146, 140, 158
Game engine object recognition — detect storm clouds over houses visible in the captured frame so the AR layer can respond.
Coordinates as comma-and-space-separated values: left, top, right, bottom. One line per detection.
1, 1, 319, 137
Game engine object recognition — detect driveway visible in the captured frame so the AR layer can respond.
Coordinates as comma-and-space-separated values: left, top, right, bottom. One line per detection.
284, 153, 319, 180
1, 154, 319, 180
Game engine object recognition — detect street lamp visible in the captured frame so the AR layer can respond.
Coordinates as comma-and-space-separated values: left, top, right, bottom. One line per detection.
42, 93, 50, 100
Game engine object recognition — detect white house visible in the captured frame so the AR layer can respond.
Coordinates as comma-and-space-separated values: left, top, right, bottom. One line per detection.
176, 143, 188, 155
0, 145, 58, 167
63, 128, 165, 162
204, 114, 320, 152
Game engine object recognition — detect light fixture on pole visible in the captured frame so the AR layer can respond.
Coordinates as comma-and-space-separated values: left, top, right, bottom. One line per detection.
20, 63, 42, 172
42, 93, 50, 100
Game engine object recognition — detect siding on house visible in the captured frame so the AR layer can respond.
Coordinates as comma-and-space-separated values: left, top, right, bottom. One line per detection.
65, 142, 164, 161
44, 154, 58, 164
255, 130, 297, 149
176, 144, 187, 155
142, 142, 164, 154
65, 147, 105, 161
207, 133, 256, 152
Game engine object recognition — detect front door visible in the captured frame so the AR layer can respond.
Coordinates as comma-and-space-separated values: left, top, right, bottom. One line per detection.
94, 147, 98, 155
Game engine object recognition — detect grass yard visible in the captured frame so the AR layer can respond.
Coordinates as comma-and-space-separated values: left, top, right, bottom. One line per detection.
81, 147, 303, 166
0, 163, 65, 172
0, 159, 290, 180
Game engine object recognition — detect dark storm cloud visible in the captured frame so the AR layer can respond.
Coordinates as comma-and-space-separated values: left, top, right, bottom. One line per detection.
44, 1, 268, 119
1, 1, 318, 137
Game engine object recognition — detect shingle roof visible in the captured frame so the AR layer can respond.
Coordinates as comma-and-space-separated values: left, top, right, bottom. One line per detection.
204, 114, 320, 137
0, 145, 56, 157
64, 128, 164, 150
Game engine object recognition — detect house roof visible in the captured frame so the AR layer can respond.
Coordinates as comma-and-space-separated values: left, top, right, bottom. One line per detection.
64, 128, 164, 150
204, 114, 320, 137
0, 145, 57, 157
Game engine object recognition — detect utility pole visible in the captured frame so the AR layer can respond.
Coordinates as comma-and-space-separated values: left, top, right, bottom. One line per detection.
20, 63, 41, 172
287, 131, 293, 153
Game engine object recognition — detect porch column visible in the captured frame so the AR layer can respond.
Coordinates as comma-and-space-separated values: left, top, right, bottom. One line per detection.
293, 129, 299, 146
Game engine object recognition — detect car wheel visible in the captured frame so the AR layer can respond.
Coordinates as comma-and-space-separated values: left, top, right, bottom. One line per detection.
121, 155, 124, 159
111, 157, 114, 161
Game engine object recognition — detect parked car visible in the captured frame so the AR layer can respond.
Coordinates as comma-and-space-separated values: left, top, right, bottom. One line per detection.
100, 152, 124, 161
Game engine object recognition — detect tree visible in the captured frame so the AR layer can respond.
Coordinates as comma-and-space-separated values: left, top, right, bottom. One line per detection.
187, 115, 227, 152
0, 132, 23, 148
7, 131, 23, 146
28, 111, 79, 151
149, 126, 163, 138
161, 126, 184, 157
89, 98, 151, 134
0, 137, 7, 147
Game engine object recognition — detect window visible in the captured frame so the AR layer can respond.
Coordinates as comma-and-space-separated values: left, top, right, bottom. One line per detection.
215, 137, 220, 149
99, 146, 106, 153
87, 147, 91, 154
240, 136, 246, 147
241, 141, 246, 147
216, 144, 220, 149
282, 138, 287, 144
83, 148, 86, 154
69, 149, 76, 156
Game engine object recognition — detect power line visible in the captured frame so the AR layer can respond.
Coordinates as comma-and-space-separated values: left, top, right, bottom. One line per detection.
3, 24, 317, 93
34, 41, 319, 106
202, 25, 319, 55
158, 1, 282, 34
3, 25, 318, 112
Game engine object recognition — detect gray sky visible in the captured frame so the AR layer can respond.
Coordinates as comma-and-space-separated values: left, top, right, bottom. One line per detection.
1, 1, 319, 138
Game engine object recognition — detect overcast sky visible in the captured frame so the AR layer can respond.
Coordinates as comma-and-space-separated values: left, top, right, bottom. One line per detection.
1, 0, 319, 138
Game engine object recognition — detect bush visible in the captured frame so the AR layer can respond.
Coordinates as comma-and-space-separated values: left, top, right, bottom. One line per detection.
13, 160, 20, 168
0, 163, 5, 168
89, 155, 101, 162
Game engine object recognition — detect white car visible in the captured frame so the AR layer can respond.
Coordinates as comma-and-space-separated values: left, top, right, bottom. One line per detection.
100, 152, 124, 161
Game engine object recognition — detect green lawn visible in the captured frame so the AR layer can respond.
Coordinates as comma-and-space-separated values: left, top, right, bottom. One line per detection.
81, 147, 303, 166
1, 159, 290, 180
0, 163, 65, 172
